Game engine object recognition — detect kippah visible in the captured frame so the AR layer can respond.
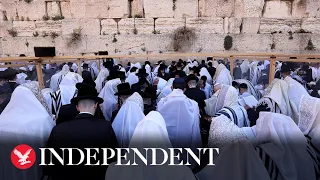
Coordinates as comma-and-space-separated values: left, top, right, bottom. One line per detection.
173, 78, 185, 84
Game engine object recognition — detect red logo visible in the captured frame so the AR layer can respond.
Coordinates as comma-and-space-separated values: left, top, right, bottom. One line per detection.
11, 144, 36, 170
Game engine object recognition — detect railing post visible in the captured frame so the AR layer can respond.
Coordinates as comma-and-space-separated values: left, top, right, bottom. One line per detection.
229, 56, 234, 77
269, 56, 276, 84
77, 58, 82, 76
36, 60, 44, 90
98, 59, 101, 71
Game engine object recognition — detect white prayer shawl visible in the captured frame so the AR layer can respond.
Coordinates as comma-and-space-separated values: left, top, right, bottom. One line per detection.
106, 111, 196, 180
90, 61, 99, 78
0, 82, 55, 180
99, 78, 121, 120
112, 92, 145, 148
50, 64, 70, 92
196, 139, 270, 180
200, 67, 213, 85
94, 68, 109, 93
258, 79, 294, 119
126, 72, 139, 87
145, 64, 151, 75
156, 77, 167, 92
240, 60, 250, 78
41, 88, 54, 115
156, 78, 174, 103
252, 112, 316, 180
157, 89, 202, 169
201, 83, 212, 99
71, 63, 78, 72
59, 72, 83, 105
249, 62, 260, 86
130, 62, 142, 70
16, 72, 28, 85
234, 79, 262, 100
212, 64, 232, 86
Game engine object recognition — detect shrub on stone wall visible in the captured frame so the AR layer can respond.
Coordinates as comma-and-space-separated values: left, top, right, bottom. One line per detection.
68, 28, 82, 46
172, 26, 196, 52
305, 39, 316, 51
7, 29, 17, 37
24, 0, 33, 3
224, 35, 233, 50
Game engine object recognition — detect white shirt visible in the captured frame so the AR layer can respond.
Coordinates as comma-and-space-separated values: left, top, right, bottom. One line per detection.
79, 112, 94, 116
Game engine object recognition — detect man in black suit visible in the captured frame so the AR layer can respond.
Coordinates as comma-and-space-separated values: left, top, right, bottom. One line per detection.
184, 74, 206, 113
44, 83, 118, 180
82, 63, 93, 81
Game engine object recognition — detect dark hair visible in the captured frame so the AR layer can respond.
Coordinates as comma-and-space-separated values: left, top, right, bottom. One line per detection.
127, 62, 131, 66
172, 82, 186, 90
201, 60, 205, 64
201, 76, 207, 82
130, 67, 138, 73
208, 62, 212, 67
232, 81, 239, 89
239, 83, 248, 89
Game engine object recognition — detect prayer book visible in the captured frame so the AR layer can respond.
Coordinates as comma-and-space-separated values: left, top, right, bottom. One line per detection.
238, 95, 258, 108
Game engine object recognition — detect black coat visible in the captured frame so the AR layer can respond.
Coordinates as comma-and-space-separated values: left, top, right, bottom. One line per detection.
82, 70, 93, 82
184, 88, 206, 112
44, 113, 119, 180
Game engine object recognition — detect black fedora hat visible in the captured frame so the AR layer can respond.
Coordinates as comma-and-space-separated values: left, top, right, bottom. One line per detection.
82, 63, 89, 69
139, 86, 157, 100
280, 62, 293, 73
1, 68, 18, 80
115, 83, 134, 96
136, 68, 149, 77
71, 83, 104, 105
186, 74, 199, 83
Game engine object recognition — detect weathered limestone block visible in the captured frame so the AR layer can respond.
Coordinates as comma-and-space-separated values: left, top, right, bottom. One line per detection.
228, 18, 242, 34
16, 1, 46, 20
187, 17, 224, 34
107, 0, 129, 18
156, 18, 185, 34
144, 0, 174, 18
259, 18, 302, 33
301, 18, 320, 33
134, 18, 154, 34
61, 2, 72, 19
35, 21, 62, 34
235, 0, 264, 17
55, 36, 87, 55
25, 37, 55, 55
131, 0, 144, 18
200, 0, 234, 17
233, 34, 273, 52
306, 0, 320, 18
84, 0, 128, 18
263, 1, 291, 18
61, 19, 100, 36
12, 21, 36, 37
1, 37, 28, 55
70, 2, 87, 18
117, 19, 134, 35
174, 0, 198, 18
242, 18, 260, 33
47, 1, 62, 18
292, 0, 308, 18
273, 34, 301, 53
85, 35, 113, 53
193, 33, 225, 52
101, 19, 118, 35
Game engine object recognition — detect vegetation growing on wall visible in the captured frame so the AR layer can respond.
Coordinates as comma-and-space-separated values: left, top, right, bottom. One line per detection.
7, 29, 17, 37
42, 15, 50, 21
172, 26, 196, 52
305, 39, 316, 51
224, 35, 233, 50
68, 28, 82, 46
24, 0, 33, 3
52, 15, 65, 21
51, 32, 59, 39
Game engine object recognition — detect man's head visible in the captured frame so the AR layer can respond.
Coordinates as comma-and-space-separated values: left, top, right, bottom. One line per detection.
172, 78, 186, 92
188, 80, 197, 88
280, 62, 293, 78
76, 99, 98, 115
208, 62, 212, 67
239, 83, 248, 95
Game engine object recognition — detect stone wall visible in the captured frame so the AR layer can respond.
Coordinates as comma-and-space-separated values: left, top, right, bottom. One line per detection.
1, 0, 320, 58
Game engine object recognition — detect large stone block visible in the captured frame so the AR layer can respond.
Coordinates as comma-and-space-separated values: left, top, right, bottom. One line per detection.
174, 0, 198, 18
307, 0, 320, 18
35, 21, 62, 35
263, 1, 291, 18
200, 0, 234, 17
156, 18, 185, 34
186, 17, 224, 34
301, 18, 320, 33
101, 19, 118, 35
193, 33, 225, 52
233, 34, 273, 52
242, 18, 260, 33
259, 18, 302, 34
70, 2, 87, 18
85, 35, 113, 53
61, 2, 72, 19
107, 0, 129, 18
12, 21, 36, 37
239, 0, 264, 18
228, 18, 242, 34
131, 0, 144, 18
25, 37, 56, 56
16, 1, 46, 21
144, 0, 174, 18
117, 19, 134, 35
61, 19, 100, 36
292, 0, 308, 18
47, 1, 62, 18
1, 37, 28, 55
272, 34, 301, 53
134, 18, 154, 34
84, 0, 128, 18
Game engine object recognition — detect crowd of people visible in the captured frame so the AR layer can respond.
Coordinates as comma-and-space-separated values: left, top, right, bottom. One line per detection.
0, 57, 320, 180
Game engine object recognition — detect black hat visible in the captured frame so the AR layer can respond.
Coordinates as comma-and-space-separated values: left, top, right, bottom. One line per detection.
139, 86, 157, 100
280, 62, 293, 73
136, 68, 149, 77
71, 83, 104, 105
82, 63, 89, 69
232, 81, 240, 89
115, 83, 134, 96
186, 74, 199, 83
145, 61, 151, 65
0, 68, 18, 80
239, 83, 248, 89
176, 62, 183, 68
159, 64, 167, 71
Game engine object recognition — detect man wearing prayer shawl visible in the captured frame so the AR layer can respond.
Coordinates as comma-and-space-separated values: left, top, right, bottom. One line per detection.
0, 68, 19, 113
50, 64, 70, 92
106, 111, 196, 180
203, 112, 316, 180
157, 78, 202, 170
212, 63, 232, 85
43, 83, 118, 180
0, 82, 55, 180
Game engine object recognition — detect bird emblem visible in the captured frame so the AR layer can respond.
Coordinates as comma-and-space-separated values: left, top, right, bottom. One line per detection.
13, 148, 32, 166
